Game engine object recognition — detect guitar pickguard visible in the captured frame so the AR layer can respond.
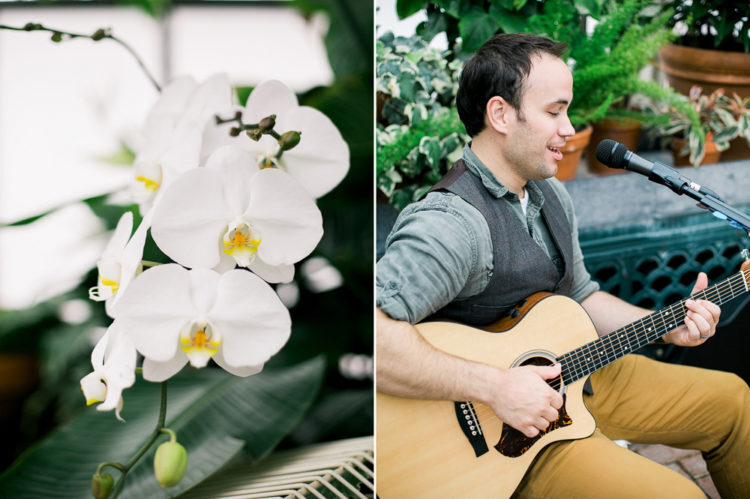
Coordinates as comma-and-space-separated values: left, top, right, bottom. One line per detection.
495, 394, 572, 457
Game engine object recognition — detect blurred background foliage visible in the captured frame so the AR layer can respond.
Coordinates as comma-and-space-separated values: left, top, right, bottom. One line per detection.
0, 0, 372, 493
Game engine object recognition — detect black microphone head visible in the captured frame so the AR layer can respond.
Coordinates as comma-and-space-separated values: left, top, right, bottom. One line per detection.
595, 139, 629, 169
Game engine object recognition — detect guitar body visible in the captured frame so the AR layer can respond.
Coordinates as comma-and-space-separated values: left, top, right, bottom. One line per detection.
376, 293, 600, 498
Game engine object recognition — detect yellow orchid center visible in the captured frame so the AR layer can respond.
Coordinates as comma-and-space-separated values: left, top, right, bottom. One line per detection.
259, 156, 278, 169
135, 175, 161, 192
89, 261, 122, 302
222, 223, 262, 268
180, 322, 221, 368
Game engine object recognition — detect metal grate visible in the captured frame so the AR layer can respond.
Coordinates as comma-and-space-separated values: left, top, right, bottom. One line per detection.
180, 436, 374, 498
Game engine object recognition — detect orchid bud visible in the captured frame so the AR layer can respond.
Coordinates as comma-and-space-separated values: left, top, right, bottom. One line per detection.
92, 29, 107, 41
279, 131, 301, 151
154, 441, 188, 488
23, 23, 39, 31
229, 127, 241, 137
51, 32, 63, 43
91, 472, 114, 499
259, 114, 276, 132
246, 128, 263, 141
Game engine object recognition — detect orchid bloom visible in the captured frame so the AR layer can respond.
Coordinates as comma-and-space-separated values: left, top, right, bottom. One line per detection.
112, 264, 291, 381
202, 79, 349, 199
132, 73, 234, 214
80, 326, 137, 421
150, 146, 323, 283
89, 211, 148, 318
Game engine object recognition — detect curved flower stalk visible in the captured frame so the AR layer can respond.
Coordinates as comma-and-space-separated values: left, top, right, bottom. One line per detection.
88, 211, 148, 318
150, 146, 323, 283
80, 326, 137, 421
132, 73, 234, 214
112, 264, 291, 381
203, 79, 350, 198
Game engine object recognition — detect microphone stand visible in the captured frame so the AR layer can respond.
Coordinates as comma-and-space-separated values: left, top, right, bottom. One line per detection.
654, 165, 750, 235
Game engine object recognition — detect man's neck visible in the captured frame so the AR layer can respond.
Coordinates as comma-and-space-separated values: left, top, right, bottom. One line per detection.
470, 136, 527, 196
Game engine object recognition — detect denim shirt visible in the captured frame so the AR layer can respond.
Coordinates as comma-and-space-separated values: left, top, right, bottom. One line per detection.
376, 144, 599, 324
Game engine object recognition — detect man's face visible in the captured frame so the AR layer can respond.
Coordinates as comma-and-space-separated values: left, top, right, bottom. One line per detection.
502, 53, 575, 181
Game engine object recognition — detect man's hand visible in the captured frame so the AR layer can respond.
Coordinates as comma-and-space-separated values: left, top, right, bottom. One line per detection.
484, 363, 563, 438
663, 272, 721, 346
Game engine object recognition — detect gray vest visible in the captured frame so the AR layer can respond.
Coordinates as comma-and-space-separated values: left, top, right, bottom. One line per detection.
428, 160, 574, 327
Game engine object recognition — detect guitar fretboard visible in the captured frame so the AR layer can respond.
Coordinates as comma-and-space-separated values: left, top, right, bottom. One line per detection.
559, 268, 750, 385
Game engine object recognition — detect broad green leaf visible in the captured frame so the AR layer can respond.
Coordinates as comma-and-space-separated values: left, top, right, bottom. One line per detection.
0, 358, 325, 498
458, 8, 501, 52
396, 0, 424, 18
419, 136, 443, 171
417, 9, 449, 43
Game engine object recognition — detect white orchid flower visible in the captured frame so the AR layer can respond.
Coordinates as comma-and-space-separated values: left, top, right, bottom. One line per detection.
202, 79, 349, 199
113, 264, 291, 381
150, 146, 323, 283
133, 73, 234, 214
80, 326, 137, 421
89, 211, 148, 318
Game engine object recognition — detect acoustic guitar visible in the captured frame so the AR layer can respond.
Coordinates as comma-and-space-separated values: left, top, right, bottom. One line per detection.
376, 261, 750, 498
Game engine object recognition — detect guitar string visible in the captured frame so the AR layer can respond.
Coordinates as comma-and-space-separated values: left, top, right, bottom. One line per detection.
465, 270, 749, 429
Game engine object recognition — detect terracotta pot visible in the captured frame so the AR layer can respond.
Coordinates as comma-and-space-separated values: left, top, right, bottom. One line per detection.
659, 44, 750, 97
585, 118, 642, 175
671, 137, 721, 167
660, 44, 750, 162
556, 125, 592, 181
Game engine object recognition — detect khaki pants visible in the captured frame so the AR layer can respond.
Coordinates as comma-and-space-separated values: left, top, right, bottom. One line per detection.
514, 354, 750, 498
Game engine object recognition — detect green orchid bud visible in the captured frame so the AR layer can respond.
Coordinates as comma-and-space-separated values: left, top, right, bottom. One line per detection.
91, 471, 114, 499
92, 29, 107, 41
234, 110, 243, 120
51, 32, 63, 43
246, 128, 263, 141
154, 441, 188, 488
278, 130, 301, 151
229, 127, 241, 137
23, 23, 39, 31
259, 114, 276, 133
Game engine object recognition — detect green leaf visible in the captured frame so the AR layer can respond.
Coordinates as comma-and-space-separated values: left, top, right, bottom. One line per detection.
0, 358, 325, 498
417, 9, 449, 43
396, 0, 425, 18
458, 7, 501, 52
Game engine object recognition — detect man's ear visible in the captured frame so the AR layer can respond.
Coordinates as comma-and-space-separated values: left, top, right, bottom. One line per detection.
485, 96, 512, 134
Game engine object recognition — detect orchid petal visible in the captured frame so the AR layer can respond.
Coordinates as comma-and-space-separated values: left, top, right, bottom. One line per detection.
80, 371, 107, 406
209, 270, 291, 367
114, 264, 196, 362
213, 350, 264, 377
160, 120, 202, 180
246, 169, 323, 265
244, 79, 298, 122
277, 106, 349, 198
187, 267, 221, 314
200, 105, 243, 164
183, 73, 233, 126
103, 212, 133, 256
151, 169, 233, 269
205, 146, 258, 214
142, 76, 197, 146
247, 259, 295, 284
143, 354, 189, 382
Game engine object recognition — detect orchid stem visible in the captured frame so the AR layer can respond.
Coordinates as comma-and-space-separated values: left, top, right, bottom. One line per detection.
0, 23, 161, 92
110, 381, 168, 498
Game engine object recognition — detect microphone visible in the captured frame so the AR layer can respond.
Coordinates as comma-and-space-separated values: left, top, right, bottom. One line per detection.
594, 139, 720, 198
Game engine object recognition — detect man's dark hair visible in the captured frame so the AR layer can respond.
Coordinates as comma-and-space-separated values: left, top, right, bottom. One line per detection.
456, 33, 568, 137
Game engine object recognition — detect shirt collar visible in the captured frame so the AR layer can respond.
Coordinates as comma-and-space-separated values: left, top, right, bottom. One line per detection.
461, 143, 545, 208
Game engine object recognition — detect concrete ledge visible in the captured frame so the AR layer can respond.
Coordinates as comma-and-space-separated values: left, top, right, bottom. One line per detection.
564, 154, 750, 232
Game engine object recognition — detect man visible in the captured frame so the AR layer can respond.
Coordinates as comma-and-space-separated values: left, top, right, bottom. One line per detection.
376, 33, 750, 497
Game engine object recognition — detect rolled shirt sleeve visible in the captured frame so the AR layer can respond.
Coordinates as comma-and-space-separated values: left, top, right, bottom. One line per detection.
376, 192, 492, 324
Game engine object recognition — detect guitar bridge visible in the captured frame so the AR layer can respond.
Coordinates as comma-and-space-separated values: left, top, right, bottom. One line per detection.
454, 402, 489, 457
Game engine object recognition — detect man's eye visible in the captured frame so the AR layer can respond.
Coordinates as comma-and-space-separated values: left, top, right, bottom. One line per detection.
549, 112, 560, 117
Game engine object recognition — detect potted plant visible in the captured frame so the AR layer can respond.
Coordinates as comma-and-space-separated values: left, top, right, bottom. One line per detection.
657, 0, 750, 160
376, 32, 468, 210
657, 85, 750, 166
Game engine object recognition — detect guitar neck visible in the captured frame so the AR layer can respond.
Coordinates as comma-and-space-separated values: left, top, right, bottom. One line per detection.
560, 268, 750, 385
